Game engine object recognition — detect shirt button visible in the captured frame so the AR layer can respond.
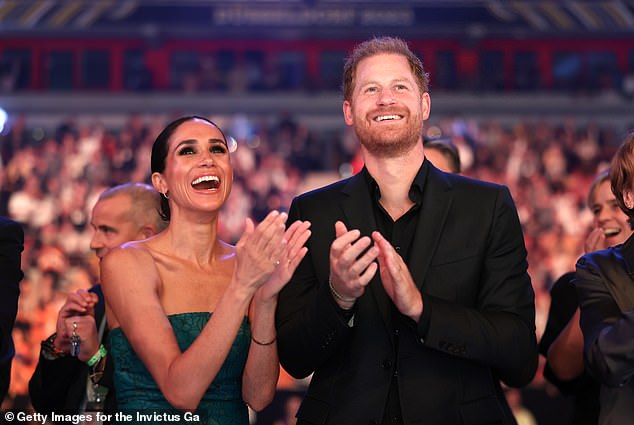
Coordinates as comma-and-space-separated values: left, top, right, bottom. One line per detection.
395, 246, 401, 251
382, 360, 392, 369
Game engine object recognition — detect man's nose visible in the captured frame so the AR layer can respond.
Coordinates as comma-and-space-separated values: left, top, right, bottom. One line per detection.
90, 233, 103, 251
377, 88, 396, 105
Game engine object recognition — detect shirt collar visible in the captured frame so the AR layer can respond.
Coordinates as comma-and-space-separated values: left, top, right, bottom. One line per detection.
361, 159, 427, 205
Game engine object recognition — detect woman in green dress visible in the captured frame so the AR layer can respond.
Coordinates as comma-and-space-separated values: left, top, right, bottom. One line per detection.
101, 116, 311, 424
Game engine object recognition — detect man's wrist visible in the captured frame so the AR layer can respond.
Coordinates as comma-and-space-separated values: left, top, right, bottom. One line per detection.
329, 275, 356, 310
86, 344, 107, 367
88, 346, 108, 384
406, 294, 424, 323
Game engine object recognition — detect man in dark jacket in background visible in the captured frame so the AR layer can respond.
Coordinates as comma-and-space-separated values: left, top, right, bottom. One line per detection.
0, 215, 24, 404
29, 183, 166, 415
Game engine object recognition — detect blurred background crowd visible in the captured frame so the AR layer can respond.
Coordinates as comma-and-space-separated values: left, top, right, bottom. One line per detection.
3, 1, 634, 424
1, 109, 630, 424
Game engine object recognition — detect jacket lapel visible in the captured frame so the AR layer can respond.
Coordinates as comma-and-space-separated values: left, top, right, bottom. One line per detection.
341, 172, 393, 341
408, 165, 453, 290
340, 172, 376, 240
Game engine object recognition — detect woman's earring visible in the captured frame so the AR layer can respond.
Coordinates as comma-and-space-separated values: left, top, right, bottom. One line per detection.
162, 191, 169, 200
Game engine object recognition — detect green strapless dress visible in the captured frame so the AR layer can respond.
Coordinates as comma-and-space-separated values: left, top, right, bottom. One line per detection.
109, 312, 250, 425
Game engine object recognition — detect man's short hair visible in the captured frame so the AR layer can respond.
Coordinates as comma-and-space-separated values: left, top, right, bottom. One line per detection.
98, 183, 167, 232
342, 36, 430, 102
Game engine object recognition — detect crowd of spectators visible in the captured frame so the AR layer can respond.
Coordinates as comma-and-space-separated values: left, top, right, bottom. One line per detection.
1, 109, 633, 422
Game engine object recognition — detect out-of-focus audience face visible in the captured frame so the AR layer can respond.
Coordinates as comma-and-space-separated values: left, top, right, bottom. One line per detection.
588, 179, 631, 247
89, 194, 146, 260
424, 147, 451, 172
423, 138, 462, 174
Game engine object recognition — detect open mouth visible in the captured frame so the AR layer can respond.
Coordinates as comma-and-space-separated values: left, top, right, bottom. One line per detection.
604, 228, 622, 238
374, 114, 403, 122
191, 175, 220, 190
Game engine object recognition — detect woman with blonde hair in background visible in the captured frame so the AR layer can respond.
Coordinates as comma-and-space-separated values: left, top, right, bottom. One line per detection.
540, 167, 631, 425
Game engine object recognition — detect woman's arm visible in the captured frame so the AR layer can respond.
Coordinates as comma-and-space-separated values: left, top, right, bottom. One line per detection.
242, 220, 311, 411
102, 212, 292, 411
102, 245, 253, 410
547, 308, 585, 381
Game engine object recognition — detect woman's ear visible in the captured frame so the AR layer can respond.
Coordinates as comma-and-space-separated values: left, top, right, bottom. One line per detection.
151, 172, 166, 195
624, 190, 634, 209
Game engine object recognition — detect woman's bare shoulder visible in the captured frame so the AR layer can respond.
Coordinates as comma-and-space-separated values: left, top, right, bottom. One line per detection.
100, 239, 162, 286
105, 239, 155, 263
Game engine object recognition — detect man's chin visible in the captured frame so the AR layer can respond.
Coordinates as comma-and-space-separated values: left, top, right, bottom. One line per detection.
356, 122, 421, 156
361, 138, 418, 158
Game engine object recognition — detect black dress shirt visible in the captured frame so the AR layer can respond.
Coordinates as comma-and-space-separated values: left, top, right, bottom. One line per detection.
361, 164, 426, 425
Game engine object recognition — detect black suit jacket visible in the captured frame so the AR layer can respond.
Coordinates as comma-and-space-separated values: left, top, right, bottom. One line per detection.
0, 216, 23, 403
575, 235, 634, 425
28, 284, 116, 415
277, 162, 537, 425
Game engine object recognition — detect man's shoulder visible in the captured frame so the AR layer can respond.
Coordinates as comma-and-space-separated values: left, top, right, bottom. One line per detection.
0, 216, 23, 233
439, 170, 505, 192
293, 175, 354, 202
0, 216, 24, 252
433, 171, 510, 206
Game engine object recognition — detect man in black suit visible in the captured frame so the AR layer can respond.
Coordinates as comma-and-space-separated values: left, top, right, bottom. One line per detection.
29, 183, 166, 414
0, 216, 23, 403
276, 37, 537, 425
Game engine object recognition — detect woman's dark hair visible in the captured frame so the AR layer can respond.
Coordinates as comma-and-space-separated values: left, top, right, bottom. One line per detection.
609, 131, 634, 229
151, 115, 227, 221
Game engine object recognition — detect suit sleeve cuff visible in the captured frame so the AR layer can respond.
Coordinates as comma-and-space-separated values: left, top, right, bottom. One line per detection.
416, 294, 432, 343
321, 279, 357, 327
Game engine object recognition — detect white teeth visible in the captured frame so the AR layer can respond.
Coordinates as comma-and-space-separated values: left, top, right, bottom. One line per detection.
375, 115, 401, 122
192, 175, 219, 185
604, 228, 621, 237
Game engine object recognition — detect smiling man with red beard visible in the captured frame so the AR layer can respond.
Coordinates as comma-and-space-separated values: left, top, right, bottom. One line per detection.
276, 37, 538, 425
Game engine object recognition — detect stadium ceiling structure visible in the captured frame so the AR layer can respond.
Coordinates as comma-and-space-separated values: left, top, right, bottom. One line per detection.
1, 0, 634, 39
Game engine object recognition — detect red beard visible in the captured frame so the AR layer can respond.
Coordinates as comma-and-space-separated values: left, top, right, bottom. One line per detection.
354, 108, 423, 158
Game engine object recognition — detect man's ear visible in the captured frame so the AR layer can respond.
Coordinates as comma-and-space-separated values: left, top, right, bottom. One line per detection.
343, 101, 354, 126
421, 92, 431, 120
139, 224, 159, 239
